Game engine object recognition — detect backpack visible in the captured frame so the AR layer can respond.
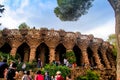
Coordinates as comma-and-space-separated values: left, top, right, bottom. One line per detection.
23, 75, 32, 80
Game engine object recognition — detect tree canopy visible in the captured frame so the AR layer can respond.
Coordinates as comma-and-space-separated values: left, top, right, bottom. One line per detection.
107, 34, 117, 57
54, 0, 94, 21
18, 22, 30, 29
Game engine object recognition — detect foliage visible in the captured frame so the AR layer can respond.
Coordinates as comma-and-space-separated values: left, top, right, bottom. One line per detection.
0, 4, 5, 25
75, 70, 100, 80
107, 34, 117, 57
66, 51, 76, 64
0, 52, 16, 63
15, 53, 21, 60
17, 61, 37, 71
0, 4, 4, 14
54, 0, 94, 21
43, 64, 70, 78
107, 34, 116, 45
18, 22, 30, 29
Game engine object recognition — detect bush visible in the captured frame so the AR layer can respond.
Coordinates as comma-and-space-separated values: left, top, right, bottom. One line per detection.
0, 52, 17, 64
75, 70, 100, 80
42, 64, 70, 78
66, 51, 76, 64
17, 61, 37, 71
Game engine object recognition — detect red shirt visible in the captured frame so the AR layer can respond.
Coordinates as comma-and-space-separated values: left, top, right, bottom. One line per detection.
35, 74, 44, 80
56, 75, 64, 80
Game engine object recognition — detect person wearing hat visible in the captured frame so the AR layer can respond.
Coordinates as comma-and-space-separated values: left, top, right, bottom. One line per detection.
56, 71, 64, 80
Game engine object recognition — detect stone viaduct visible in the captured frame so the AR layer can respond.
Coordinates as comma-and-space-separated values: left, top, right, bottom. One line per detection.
0, 28, 116, 70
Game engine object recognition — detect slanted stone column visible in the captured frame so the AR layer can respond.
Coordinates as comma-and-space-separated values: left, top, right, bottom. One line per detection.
100, 48, 111, 68
29, 46, 36, 62
77, 36, 90, 68
49, 47, 55, 63
92, 48, 103, 69
81, 48, 90, 68
108, 45, 116, 69
10, 47, 17, 56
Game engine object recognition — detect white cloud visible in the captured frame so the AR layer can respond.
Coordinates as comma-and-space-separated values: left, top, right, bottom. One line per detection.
0, 0, 4, 4
83, 19, 115, 41
0, 4, 28, 29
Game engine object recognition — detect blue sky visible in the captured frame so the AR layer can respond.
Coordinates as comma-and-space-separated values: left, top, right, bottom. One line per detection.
0, 0, 115, 40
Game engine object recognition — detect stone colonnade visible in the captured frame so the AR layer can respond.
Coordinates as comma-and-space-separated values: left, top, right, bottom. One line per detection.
0, 28, 116, 70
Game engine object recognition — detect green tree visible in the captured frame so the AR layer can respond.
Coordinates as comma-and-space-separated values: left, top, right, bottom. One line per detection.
107, 34, 116, 45
66, 51, 76, 64
107, 34, 117, 57
18, 22, 30, 29
54, 0, 94, 21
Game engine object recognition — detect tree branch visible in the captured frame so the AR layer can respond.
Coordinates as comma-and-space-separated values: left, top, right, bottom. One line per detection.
108, 0, 116, 10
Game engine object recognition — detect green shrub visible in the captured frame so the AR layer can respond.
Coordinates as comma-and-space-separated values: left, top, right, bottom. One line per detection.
0, 52, 17, 64
66, 51, 76, 64
43, 64, 70, 78
17, 61, 37, 71
75, 70, 100, 80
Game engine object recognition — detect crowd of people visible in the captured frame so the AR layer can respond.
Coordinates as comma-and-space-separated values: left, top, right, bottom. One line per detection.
0, 58, 72, 80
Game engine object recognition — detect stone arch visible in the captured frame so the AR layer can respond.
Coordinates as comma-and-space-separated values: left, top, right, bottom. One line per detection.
16, 42, 30, 62
87, 47, 97, 67
0, 42, 11, 54
36, 42, 49, 66
55, 43, 66, 64
73, 45, 82, 66
98, 50, 106, 67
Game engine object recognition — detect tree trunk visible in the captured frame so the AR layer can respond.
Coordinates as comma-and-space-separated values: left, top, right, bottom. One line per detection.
108, 0, 120, 79
116, 11, 120, 80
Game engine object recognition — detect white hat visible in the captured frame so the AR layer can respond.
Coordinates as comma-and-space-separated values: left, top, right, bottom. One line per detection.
56, 71, 61, 75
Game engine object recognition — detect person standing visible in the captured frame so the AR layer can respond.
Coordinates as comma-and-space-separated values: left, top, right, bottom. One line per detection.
44, 71, 51, 80
6, 62, 17, 80
22, 62, 26, 72
63, 58, 67, 66
37, 58, 42, 68
34, 70, 44, 80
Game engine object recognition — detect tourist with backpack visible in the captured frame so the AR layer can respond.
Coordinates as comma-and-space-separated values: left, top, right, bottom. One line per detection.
22, 71, 32, 80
